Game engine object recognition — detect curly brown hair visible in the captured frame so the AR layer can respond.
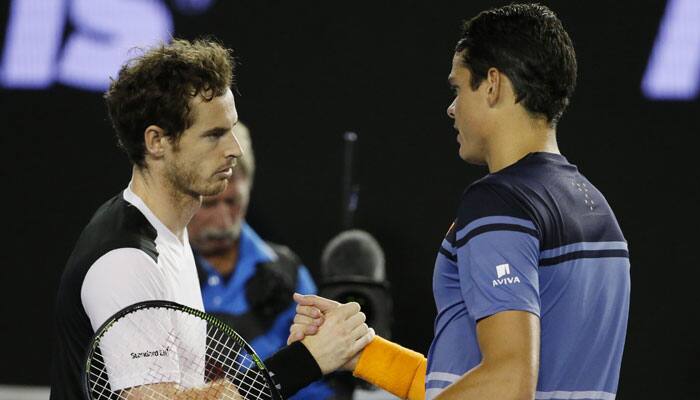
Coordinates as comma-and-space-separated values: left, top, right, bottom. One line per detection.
105, 38, 234, 167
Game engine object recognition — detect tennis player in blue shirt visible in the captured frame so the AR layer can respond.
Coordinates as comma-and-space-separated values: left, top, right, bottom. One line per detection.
290, 4, 631, 400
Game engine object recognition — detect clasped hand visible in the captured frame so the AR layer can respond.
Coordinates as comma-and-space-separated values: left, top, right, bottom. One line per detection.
287, 293, 374, 373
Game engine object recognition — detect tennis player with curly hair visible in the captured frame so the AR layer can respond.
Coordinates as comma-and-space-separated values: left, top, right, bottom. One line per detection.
50, 39, 373, 400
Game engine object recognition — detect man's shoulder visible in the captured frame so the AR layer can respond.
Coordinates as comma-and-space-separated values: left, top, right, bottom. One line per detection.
68, 192, 159, 272
459, 178, 528, 215
458, 154, 574, 222
466, 167, 532, 194
90, 192, 156, 239
453, 176, 540, 242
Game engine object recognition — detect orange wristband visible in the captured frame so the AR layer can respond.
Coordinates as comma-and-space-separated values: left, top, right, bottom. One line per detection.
353, 336, 427, 400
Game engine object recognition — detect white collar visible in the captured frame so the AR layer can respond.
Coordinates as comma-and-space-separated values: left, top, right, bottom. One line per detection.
122, 182, 188, 246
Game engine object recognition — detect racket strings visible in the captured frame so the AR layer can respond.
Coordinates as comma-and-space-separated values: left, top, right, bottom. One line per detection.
87, 306, 274, 400
204, 327, 271, 400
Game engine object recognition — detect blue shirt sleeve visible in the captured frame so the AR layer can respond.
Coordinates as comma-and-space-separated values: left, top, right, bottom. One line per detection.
455, 183, 541, 321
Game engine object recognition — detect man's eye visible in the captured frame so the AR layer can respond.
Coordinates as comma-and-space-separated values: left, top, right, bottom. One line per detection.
206, 130, 226, 139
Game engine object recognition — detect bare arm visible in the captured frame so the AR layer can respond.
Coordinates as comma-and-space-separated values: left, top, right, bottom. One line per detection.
435, 310, 540, 400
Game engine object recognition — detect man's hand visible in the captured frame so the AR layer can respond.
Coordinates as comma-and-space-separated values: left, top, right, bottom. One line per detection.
119, 379, 242, 399
287, 293, 339, 344
294, 295, 375, 374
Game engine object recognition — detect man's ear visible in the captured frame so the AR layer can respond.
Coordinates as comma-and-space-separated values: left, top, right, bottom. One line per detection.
144, 125, 167, 158
485, 67, 502, 107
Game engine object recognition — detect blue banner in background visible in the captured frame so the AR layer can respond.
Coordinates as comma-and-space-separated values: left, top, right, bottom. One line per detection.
0, 0, 219, 91
642, 0, 700, 100
2, 0, 698, 100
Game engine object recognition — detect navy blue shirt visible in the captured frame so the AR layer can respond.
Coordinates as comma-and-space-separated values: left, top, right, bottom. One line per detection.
427, 153, 630, 400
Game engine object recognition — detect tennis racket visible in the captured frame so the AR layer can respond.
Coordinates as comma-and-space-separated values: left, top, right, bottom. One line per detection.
83, 300, 283, 400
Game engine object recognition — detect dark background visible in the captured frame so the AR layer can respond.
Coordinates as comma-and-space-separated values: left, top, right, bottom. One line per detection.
1, 1, 698, 398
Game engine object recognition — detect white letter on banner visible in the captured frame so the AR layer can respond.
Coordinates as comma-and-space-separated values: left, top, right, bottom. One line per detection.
0, 0, 66, 88
57, 0, 173, 91
642, 0, 700, 100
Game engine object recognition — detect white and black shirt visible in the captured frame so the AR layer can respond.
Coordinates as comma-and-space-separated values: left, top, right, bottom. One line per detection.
50, 185, 204, 399
51, 185, 323, 400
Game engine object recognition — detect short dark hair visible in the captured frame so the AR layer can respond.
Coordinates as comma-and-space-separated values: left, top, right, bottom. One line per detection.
105, 38, 234, 167
455, 3, 577, 125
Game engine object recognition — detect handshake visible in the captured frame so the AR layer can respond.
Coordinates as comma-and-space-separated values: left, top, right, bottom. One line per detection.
286, 292, 374, 374
277, 293, 427, 400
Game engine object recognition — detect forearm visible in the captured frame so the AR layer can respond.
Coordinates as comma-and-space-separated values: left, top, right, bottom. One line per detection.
353, 336, 427, 400
434, 358, 536, 400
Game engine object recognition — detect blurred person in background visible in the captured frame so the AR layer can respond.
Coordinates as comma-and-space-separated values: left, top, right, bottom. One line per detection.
188, 122, 334, 399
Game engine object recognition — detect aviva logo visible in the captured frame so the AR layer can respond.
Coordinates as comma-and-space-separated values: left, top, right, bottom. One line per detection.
493, 263, 520, 287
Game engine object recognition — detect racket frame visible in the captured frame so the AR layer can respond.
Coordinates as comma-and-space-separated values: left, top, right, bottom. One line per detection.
82, 300, 282, 400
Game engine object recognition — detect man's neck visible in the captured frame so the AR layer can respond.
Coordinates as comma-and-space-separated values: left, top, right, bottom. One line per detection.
130, 166, 200, 243
484, 114, 560, 173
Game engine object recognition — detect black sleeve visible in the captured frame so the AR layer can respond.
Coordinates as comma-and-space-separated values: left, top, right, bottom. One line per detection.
264, 341, 323, 399
456, 182, 535, 233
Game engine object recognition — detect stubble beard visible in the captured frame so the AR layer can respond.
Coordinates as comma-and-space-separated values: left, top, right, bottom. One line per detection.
166, 157, 227, 199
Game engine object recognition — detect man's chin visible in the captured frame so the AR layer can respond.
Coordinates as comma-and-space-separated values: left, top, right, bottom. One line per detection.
459, 149, 487, 166
199, 180, 228, 197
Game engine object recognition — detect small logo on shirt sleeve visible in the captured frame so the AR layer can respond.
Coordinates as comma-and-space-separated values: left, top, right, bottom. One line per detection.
493, 263, 520, 287
496, 263, 510, 278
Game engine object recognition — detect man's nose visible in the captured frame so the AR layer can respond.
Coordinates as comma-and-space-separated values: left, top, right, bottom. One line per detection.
446, 99, 456, 119
225, 130, 243, 160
